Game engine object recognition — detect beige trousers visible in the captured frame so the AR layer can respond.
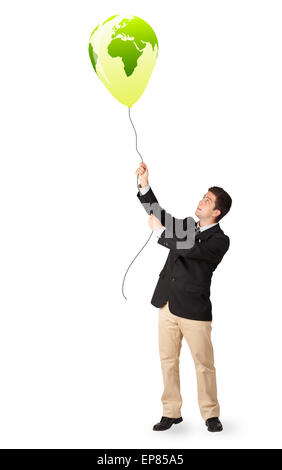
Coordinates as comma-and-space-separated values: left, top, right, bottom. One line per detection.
158, 300, 220, 421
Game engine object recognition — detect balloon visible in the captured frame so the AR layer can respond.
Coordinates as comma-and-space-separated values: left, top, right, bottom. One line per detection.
89, 15, 159, 107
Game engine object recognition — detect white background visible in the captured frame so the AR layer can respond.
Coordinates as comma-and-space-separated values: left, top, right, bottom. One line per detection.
0, 0, 281, 449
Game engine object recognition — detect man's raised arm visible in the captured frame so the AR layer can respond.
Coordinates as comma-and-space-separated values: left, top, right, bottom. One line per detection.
135, 163, 195, 245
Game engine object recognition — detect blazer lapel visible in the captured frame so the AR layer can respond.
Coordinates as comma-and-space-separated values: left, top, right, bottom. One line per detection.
195, 223, 221, 240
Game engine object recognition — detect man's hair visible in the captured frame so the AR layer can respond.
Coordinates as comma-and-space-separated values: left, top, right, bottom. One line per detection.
208, 186, 232, 223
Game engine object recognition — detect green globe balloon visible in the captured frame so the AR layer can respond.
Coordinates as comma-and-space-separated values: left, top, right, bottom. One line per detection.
89, 15, 159, 107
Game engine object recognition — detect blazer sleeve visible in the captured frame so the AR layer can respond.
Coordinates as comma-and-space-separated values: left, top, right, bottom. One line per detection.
137, 185, 195, 240
157, 230, 230, 264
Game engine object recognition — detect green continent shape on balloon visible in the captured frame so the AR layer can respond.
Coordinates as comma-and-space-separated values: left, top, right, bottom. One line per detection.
89, 42, 98, 73
107, 17, 158, 78
108, 37, 143, 76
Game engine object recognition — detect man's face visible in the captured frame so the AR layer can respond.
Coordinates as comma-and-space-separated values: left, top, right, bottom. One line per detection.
195, 190, 220, 223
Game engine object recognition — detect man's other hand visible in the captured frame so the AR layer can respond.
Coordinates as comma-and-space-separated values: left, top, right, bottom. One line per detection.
148, 214, 164, 231
135, 162, 149, 187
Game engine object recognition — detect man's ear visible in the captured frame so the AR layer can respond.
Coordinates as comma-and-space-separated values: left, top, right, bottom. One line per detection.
213, 208, 221, 218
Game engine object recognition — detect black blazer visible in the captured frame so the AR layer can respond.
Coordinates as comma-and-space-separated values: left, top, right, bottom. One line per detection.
137, 186, 230, 321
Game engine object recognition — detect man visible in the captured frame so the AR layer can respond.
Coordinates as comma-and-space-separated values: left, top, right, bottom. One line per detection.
135, 162, 232, 432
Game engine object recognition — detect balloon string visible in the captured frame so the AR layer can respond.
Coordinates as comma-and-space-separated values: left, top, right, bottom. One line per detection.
121, 107, 154, 300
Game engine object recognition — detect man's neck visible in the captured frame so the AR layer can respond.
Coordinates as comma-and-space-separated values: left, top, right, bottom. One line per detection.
199, 220, 217, 228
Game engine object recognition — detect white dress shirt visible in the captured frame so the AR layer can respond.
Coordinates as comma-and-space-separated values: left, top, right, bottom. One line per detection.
138, 184, 218, 237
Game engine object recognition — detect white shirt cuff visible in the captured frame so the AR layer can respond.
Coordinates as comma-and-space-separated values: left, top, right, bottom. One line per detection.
155, 226, 166, 238
138, 184, 150, 195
